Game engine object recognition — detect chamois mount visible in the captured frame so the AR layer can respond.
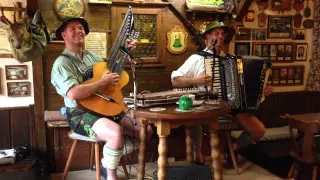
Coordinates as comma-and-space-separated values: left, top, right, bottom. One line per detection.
0, 2, 49, 62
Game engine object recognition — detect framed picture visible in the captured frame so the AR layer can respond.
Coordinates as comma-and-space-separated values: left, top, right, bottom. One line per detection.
292, 29, 306, 40
285, 44, 293, 61
7, 82, 30, 97
235, 27, 251, 40
252, 42, 294, 62
5, 65, 28, 80
235, 42, 250, 56
268, 16, 292, 39
295, 43, 308, 61
252, 29, 267, 40
268, 66, 304, 86
270, 44, 277, 60
53, 0, 86, 21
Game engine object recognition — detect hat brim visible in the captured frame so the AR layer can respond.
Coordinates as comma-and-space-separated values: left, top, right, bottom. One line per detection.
202, 25, 230, 37
55, 17, 89, 40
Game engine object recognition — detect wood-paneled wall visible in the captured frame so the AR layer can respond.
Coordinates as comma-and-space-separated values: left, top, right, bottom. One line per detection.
0, 106, 35, 149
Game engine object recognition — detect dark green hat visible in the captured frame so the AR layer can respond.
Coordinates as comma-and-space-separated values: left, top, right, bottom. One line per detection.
199, 21, 229, 36
55, 17, 89, 40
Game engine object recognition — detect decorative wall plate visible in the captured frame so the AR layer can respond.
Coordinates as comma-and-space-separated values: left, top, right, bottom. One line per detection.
53, 0, 86, 21
167, 26, 188, 54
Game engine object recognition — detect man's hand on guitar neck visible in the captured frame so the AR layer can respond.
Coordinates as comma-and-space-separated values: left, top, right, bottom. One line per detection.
100, 72, 120, 86
125, 39, 137, 53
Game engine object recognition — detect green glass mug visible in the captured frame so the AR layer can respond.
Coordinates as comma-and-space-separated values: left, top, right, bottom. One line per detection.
179, 95, 192, 110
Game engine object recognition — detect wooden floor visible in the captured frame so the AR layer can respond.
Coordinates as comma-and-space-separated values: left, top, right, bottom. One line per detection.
50, 160, 284, 180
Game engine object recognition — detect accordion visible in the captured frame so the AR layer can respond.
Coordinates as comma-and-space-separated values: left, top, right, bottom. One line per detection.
201, 52, 272, 112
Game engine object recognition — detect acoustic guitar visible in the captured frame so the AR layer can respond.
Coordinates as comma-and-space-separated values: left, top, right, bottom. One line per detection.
77, 6, 136, 116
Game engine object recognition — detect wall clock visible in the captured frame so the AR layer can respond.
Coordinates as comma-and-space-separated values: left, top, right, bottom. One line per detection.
53, 0, 86, 21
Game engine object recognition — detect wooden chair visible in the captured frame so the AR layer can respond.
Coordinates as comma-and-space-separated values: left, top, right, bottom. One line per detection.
286, 114, 320, 180
218, 115, 243, 175
62, 131, 130, 180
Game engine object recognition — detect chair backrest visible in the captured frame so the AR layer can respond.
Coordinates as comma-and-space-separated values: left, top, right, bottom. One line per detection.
286, 114, 320, 164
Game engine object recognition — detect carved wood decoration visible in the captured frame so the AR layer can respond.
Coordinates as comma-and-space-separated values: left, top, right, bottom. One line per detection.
271, 0, 292, 13
167, 26, 188, 54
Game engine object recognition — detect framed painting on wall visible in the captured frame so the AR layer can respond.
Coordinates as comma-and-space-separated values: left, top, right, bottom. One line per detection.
252, 42, 294, 62
5, 65, 28, 80
7, 82, 30, 97
295, 43, 308, 61
235, 42, 250, 56
268, 16, 292, 39
268, 66, 304, 86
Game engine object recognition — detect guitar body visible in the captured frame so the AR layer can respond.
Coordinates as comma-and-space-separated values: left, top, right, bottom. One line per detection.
77, 61, 129, 116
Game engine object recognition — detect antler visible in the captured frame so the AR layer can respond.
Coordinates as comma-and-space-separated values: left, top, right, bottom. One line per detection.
12, 1, 17, 23
0, 3, 12, 26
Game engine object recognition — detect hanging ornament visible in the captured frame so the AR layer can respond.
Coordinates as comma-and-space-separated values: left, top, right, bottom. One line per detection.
294, 13, 303, 28
304, 0, 311, 18
258, 13, 267, 28
293, 0, 304, 12
257, 0, 268, 28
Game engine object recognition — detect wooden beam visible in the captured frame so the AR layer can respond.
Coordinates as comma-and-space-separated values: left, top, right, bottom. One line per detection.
235, 0, 252, 21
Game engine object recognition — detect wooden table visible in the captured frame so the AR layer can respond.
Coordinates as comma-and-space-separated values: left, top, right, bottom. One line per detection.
134, 101, 230, 180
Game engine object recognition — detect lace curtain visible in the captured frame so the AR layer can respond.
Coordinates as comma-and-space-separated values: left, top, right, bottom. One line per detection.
306, 0, 320, 91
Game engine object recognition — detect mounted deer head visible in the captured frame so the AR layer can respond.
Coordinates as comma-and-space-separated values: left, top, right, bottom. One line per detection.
0, 2, 48, 62
0, 2, 30, 49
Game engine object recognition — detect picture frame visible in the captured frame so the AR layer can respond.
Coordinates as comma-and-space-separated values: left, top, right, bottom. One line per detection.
7, 82, 30, 97
268, 66, 304, 86
268, 16, 292, 39
292, 29, 306, 40
252, 29, 267, 40
252, 42, 294, 63
5, 65, 28, 80
235, 42, 250, 56
295, 43, 308, 61
53, 0, 86, 21
235, 27, 251, 40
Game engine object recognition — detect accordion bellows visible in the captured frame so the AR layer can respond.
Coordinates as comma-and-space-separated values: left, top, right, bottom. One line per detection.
204, 54, 271, 112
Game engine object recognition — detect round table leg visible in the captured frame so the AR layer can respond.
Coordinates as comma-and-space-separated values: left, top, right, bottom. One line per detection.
210, 123, 222, 180
185, 127, 193, 163
158, 135, 168, 180
138, 119, 148, 180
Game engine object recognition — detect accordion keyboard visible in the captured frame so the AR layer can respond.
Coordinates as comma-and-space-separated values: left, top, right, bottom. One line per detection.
204, 58, 222, 97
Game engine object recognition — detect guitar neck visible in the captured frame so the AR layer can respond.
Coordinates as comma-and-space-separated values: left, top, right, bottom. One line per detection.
107, 7, 133, 71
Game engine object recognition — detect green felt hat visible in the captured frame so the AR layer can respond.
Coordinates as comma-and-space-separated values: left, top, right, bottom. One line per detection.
199, 21, 229, 36
55, 17, 89, 40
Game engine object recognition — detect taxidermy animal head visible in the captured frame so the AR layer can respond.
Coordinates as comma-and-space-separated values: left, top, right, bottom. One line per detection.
0, 2, 49, 62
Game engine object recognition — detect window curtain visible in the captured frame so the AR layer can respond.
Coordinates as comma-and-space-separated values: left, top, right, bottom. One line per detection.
306, 0, 320, 91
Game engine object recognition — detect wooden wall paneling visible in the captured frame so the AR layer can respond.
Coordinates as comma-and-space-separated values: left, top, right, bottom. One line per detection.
0, 110, 11, 149
33, 56, 46, 156
53, 127, 91, 172
10, 108, 30, 148
28, 105, 37, 151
